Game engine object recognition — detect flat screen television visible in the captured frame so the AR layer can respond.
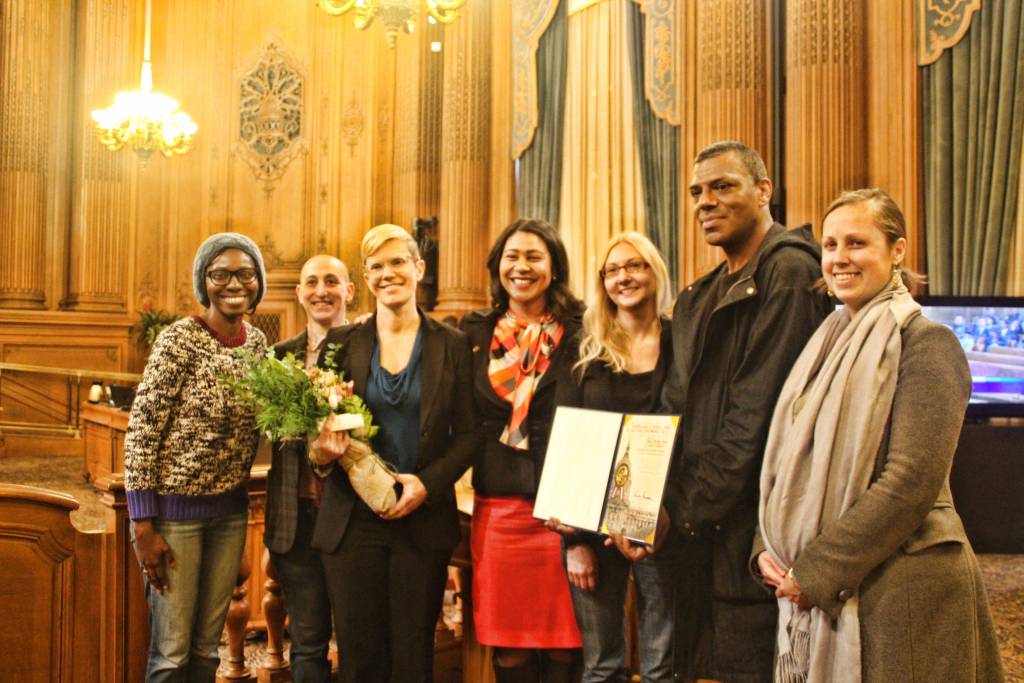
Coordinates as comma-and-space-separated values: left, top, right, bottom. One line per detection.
916, 296, 1024, 419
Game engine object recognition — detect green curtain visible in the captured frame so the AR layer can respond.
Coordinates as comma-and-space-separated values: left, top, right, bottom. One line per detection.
516, 1, 568, 226
626, 2, 679, 287
923, 0, 1024, 295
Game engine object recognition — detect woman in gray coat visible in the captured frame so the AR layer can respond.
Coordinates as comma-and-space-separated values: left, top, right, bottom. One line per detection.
753, 189, 1003, 682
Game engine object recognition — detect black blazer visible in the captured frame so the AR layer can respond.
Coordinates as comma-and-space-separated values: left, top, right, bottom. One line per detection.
264, 330, 310, 555
462, 309, 582, 498
310, 312, 481, 555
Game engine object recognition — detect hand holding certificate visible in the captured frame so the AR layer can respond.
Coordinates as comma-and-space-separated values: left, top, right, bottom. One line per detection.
533, 406, 680, 545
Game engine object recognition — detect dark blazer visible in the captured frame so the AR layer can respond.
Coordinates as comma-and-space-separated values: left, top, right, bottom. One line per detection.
310, 312, 481, 555
462, 309, 582, 497
264, 330, 310, 555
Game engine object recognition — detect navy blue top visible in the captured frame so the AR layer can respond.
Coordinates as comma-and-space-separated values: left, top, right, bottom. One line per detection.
365, 329, 423, 474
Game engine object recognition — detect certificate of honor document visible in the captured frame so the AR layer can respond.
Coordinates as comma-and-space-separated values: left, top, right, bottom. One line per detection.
533, 406, 680, 545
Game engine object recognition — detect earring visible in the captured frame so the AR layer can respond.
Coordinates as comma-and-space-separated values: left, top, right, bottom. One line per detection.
891, 267, 902, 288
827, 288, 834, 298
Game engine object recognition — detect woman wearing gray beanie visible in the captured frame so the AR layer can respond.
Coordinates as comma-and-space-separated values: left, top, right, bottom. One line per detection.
124, 232, 268, 682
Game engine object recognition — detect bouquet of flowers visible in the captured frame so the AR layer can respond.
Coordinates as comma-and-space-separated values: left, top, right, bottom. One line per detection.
225, 346, 398, 512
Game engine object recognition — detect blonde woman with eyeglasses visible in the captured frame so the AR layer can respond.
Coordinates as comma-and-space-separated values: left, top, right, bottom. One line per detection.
545, 231, 684, 683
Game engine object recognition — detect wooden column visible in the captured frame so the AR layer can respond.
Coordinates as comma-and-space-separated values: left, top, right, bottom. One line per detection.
0, 0, 74, 310
678, 0, 771, 284
865, 0, 923, 274
435, 0, 492, 315
65, 0, 138, 313
785, 0, 868, 231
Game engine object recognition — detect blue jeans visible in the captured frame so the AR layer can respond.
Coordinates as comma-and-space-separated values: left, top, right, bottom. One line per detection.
269, 500, 332, 683
567, 539, 682, 683
136, 512, 248, 683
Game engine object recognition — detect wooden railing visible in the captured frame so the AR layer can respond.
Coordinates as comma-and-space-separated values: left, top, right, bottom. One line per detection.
0, 362, 141, 440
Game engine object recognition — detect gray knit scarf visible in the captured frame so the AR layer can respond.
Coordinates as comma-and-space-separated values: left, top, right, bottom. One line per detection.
758, 283, 920, 683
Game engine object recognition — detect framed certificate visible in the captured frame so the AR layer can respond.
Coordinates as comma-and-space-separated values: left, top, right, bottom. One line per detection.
533, 406, 680, 544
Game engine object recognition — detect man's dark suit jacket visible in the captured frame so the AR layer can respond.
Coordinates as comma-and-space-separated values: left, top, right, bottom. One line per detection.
310, 312, 481, 555
264, 330, 312, 555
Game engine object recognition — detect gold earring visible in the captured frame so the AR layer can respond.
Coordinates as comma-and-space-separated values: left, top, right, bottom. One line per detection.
891, 267, 902, 288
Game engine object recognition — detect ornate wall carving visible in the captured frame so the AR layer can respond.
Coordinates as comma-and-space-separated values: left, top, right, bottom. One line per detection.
235, 37, 308, 195
917, 0, 981, 65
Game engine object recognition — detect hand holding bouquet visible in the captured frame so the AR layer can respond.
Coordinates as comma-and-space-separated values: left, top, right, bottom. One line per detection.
226, 347, 398, 512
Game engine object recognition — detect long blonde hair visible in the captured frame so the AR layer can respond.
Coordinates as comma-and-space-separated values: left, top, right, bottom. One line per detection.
576, 232, 672, 375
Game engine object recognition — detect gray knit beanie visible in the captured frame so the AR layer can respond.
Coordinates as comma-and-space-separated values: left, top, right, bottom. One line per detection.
192, 232, 266, 308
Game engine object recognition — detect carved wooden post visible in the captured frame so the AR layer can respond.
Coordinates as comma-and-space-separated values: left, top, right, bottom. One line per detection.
257, 548, 289, 682
217, 545, 255, 682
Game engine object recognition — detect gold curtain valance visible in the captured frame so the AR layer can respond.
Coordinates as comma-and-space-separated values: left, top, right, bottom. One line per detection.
917, 0, 982, 65
512, 0, 560, 159
631, 0, 679, 125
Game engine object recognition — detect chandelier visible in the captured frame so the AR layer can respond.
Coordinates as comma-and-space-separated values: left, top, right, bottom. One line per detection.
319, 0, 466, 48
91, 0, 196, 161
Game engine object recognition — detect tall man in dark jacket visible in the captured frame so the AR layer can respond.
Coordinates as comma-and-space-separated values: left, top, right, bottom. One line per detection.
660, 141, 832, 682
265, 254, 354, 682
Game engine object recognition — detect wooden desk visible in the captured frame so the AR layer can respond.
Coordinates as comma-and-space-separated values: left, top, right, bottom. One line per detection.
81, 403, 130, 481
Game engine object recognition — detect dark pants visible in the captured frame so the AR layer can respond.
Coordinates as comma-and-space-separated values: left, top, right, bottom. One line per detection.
321, 506, 450, 683
269, 500, 333, 683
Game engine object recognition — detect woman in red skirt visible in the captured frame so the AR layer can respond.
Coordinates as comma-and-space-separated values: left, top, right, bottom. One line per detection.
462, 219, 585, 682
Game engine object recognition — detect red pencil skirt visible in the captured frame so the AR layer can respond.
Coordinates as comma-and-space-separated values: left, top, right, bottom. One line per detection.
470, 494, 582, 648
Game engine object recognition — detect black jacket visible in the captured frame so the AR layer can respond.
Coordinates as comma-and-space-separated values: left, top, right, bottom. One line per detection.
661, 223, 831, 544
310, 312, 481, 554
462, 309, 582, 497
660, 223, 832, 681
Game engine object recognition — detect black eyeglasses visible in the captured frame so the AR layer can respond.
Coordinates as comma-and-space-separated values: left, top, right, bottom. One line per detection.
206, 268, 258, 285
600, 259, 649, 279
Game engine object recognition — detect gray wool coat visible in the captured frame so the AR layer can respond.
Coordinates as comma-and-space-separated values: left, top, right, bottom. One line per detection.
754, 316, 1005, 682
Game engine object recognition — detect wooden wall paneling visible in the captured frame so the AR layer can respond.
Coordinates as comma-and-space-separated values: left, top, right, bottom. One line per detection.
391, 9, 445, 230
678, 0, 770, 286
66, 0, 138, 314
489, 0, 516, 244
0, 0, 73, 310
785, 0, 868, 232
865, 0, 924, 275
435, 0, 493, 315
372, 33, 397, 229
336, 21, 384, 314
311, 4, 346, 264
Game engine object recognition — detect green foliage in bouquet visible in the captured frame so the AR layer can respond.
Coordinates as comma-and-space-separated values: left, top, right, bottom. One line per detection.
225, 346, 379, 441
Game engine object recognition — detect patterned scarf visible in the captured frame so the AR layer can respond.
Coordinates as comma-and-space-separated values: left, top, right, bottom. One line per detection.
488, 311, 564, 450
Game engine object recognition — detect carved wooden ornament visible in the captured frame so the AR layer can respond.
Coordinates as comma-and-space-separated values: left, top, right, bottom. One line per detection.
917, 0, 982, 66
235, 36, 309, 193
